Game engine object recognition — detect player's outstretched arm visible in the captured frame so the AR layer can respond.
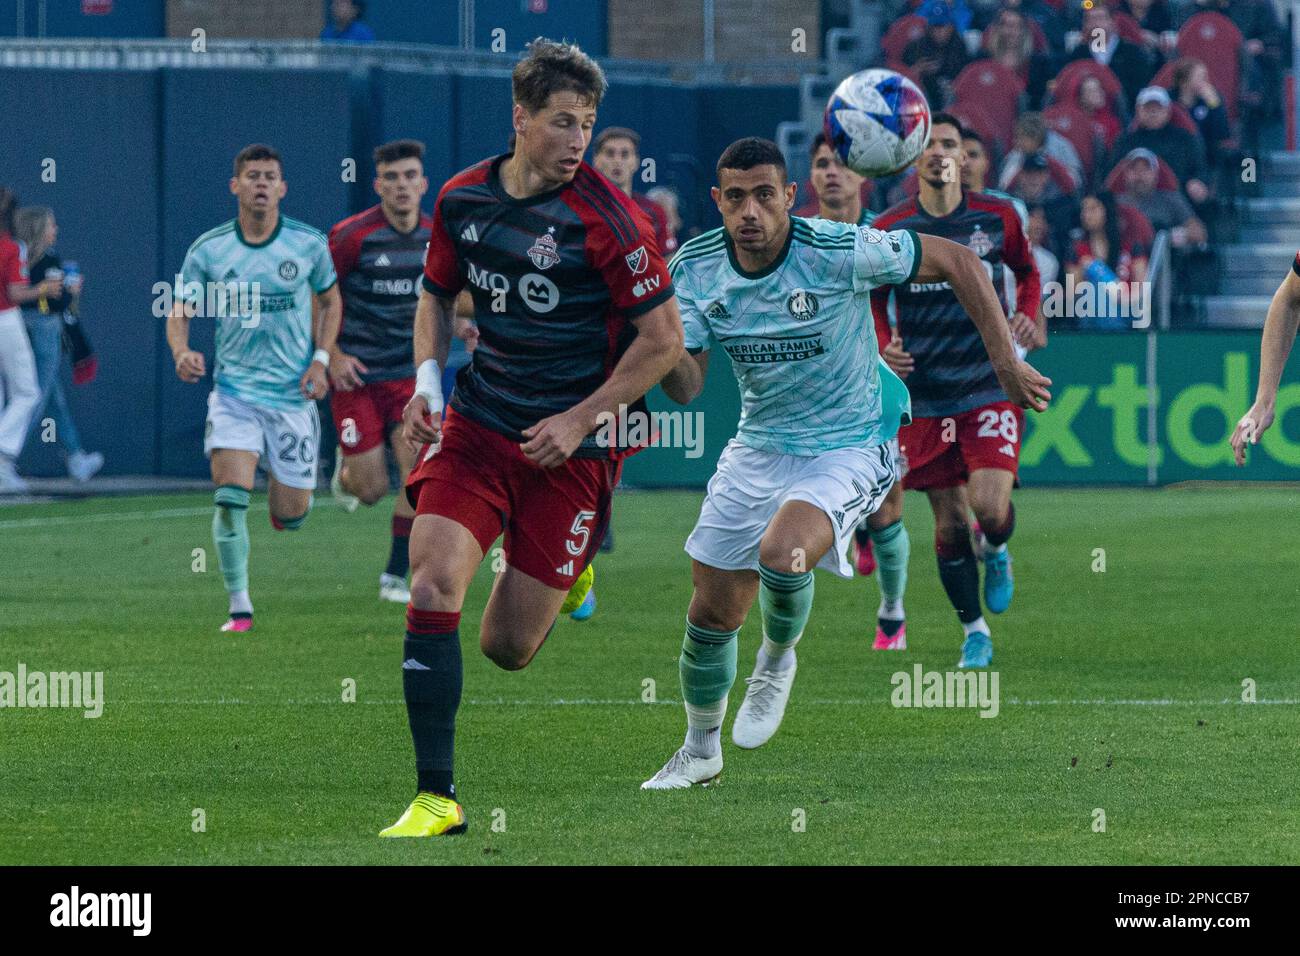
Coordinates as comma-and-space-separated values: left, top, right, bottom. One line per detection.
661, 349, 709, 405
1232, 267, 1300, 465
165, 298, 205, 383
521, 298, 686, 468
914, 233, 1052, 412
402, 289, 455, 453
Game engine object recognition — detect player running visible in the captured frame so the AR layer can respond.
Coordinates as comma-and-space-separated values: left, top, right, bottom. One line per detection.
379, 39, 684, 837
809, 131, 912, 650
872, 114, 1045, 669
326, 139, 435, 604
1231, 252, 1300, 464
166, 144, 341, 632
641, 138, 1050, 789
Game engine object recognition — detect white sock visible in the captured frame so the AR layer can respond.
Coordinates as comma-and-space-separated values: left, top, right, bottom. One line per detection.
985, 541, 1007, 557
684, 697, 726, 758
961, 617, 987, 638
878, 598, 905, 620
757, 633, 800, 672
229, 590, 253, 616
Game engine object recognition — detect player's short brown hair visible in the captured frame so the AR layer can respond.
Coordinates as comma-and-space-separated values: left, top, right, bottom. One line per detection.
374, 139, 426, 167
716, 137, 787, 184
512, 38, 607, 114
233, 143, 282, 176
593, 126, 639, 154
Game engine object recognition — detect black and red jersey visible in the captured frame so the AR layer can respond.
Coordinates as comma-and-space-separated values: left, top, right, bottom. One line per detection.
422, 154, 673, 458
329, 205, 434, 383
871, 191, 1040, 418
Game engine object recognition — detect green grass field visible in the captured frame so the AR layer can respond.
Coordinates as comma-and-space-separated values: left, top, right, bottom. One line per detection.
2, 486, 1299, 865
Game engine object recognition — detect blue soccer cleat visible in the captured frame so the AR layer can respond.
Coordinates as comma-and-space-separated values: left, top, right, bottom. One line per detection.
983, 546, 1014, 613
569, 590, 596, 621
958, 632, 993, 669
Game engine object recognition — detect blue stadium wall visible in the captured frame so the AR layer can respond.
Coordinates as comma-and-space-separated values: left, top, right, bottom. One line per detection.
3, 64, 797, 479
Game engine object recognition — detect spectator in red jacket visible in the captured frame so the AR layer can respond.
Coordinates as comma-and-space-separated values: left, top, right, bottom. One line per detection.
1078, 74, 1122, 150
591, 126, 672, 255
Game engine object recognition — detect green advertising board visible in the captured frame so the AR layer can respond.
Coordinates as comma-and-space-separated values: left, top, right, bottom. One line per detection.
619, 332, 1300, 488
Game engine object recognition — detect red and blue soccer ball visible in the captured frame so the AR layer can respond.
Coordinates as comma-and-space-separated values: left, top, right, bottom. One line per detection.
822, 68, 932, 178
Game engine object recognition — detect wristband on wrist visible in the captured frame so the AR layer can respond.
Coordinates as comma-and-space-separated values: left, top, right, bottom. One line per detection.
311, 348, 330, 368
414, 358, 444, 415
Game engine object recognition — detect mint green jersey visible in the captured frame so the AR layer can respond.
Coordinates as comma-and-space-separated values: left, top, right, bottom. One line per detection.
670, 217, 918, 457
180, 216, 337, 410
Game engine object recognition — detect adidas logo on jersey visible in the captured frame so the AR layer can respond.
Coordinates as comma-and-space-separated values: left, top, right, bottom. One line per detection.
374, 253, 391, 267
555, 560, 575, 576
461, 224, 479, 243
832, 509, 846, 528
704, 300, 730, 320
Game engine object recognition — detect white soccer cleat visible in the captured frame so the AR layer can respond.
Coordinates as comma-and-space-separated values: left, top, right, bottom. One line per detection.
379, 573, 411, 604
331, 446, 360, 513
731, 654, 797, 749
640, 746, 723, 790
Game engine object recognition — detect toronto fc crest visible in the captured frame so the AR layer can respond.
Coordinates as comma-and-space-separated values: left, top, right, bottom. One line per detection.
967, 225, 993, 257
527, 228, 561, 270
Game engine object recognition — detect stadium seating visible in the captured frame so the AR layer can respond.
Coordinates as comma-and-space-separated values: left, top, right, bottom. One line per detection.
952, 60, 1025, 148
1042, 103, 1103, 187
1176, 12, 1242, 122
881, 15, 927, 65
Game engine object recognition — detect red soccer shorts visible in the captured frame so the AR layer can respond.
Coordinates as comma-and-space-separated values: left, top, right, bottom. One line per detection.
900, 400, 1024, 491
405, 406, 620, 590
331, 377, 414, 456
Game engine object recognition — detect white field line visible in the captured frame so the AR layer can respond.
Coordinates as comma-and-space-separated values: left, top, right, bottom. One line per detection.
0, 504, 266, 530
116, 697, 1300, 707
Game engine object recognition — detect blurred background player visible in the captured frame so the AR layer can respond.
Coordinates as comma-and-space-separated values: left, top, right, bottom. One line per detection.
0, 187, 60, 494
643, 137, 1049, 789
808, 131, 911, 652
380, 39, 684, 837
592, 126, 672, 258
166, 144, 341, 632
13, 206, 104, 483
1232, 253, 1300, 466
873, 115, 1045, 669
327, 139, 435, 604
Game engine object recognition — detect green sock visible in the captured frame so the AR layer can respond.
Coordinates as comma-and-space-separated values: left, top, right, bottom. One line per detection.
758, 564, 814, 653
213, 485, 251, 594
680, 620, 738, 755
870, 519, 909, 615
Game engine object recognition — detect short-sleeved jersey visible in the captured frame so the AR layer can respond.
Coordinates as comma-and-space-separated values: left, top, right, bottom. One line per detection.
870, 192, 1040, 418
181, 216, 337, 411
329, 205, 433, 383
670, 217, 918, 457
421, 154, 673, 458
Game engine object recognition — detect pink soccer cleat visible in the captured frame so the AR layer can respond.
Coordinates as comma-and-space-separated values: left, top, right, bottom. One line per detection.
852, 536, 876, 576
872, 622, 907, 650
221, 616, 253, 633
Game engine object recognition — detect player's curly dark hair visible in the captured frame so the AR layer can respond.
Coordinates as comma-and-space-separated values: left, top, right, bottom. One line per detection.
716, 137, 787, 183
512, 38, 607, 114
233, 143, 282, 176
374, 139, 425, 166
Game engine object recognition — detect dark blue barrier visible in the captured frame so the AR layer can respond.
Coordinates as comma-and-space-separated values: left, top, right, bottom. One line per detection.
336, 0, 605, 53
0, 0, 164, 38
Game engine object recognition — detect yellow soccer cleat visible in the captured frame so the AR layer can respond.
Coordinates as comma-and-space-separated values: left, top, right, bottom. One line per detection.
378, 792, 468, 838
560, 562, 594, 615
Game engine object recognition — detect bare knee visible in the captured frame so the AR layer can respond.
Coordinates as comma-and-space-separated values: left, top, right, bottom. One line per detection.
481, 638, 531, 671
409, 563, 463, 611
758, 532, 806, 573
969, 492, 1008, 529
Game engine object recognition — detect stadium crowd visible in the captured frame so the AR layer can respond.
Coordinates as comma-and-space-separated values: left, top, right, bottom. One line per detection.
818, 0, 1286, 321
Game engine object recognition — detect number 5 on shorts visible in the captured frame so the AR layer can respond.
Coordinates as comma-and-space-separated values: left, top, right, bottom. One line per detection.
566, 510, 596, 557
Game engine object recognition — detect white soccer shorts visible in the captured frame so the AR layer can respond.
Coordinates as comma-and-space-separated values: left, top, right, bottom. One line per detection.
685, 438, 898, 579
204, 388, 320, 489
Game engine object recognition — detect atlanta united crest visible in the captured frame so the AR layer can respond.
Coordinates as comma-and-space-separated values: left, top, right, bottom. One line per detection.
527, 228, 561, 270
968, 225, 993, 257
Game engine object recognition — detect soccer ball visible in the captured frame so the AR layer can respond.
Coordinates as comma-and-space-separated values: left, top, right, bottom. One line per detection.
822, 69, 932, 178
